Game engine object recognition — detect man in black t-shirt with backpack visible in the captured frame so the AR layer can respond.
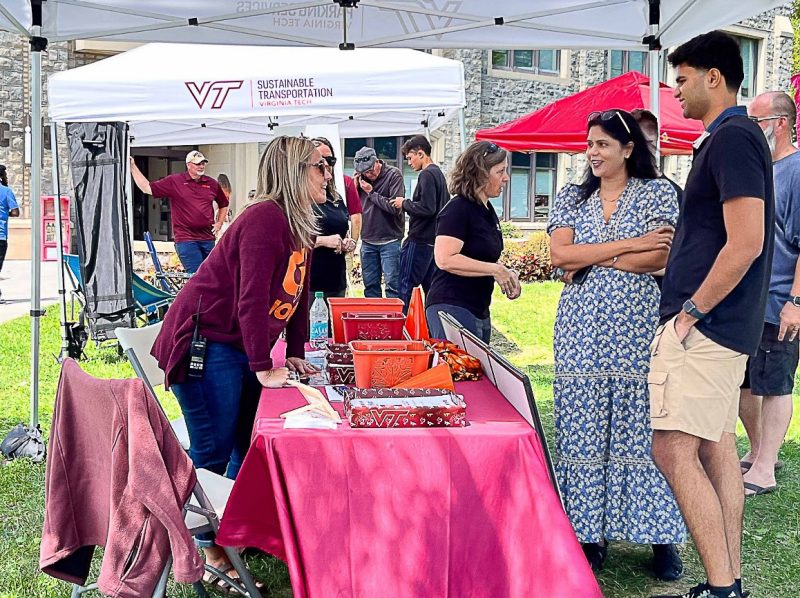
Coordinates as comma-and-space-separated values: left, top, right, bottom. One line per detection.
649, 31, 774, 598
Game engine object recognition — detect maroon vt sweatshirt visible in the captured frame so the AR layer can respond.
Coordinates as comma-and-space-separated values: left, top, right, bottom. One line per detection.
153, 200, 310, 387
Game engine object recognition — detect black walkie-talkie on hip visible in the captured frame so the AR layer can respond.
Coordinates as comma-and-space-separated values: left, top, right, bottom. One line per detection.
187, 297, 207, 379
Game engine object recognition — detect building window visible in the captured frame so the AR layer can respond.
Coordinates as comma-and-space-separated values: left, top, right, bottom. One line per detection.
491, 49, 561, 76
732, 35, 758, 99
609, 50, 649, 78
490, 152, 558, 222
509, 152, 531, 219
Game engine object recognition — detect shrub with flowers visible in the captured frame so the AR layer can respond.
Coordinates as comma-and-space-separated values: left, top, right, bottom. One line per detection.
499, 231, 554, 282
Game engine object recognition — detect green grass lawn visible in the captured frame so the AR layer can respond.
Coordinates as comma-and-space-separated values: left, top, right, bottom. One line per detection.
1, 287, 798, 597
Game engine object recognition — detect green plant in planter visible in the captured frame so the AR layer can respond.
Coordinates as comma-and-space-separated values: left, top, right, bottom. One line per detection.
499, 220, 523, 239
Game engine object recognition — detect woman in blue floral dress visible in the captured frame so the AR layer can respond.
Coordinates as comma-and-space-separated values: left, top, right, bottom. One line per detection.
547, 109, 686, 580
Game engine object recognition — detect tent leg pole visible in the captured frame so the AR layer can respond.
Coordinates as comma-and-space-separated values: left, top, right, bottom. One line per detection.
51, 122, 69, 361
125, 131, 134, 255
649, 47, 661, 160
648, 0, 662, 161
29, 35, 43, 429
458, 108, 467, 153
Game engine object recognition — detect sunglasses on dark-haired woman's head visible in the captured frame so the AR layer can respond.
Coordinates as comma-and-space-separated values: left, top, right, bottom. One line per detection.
587, 110, 631, 135
482, 142, 500, 157
323, 155, 337, 167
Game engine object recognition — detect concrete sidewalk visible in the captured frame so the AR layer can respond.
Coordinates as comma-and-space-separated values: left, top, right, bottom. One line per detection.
0, 260, 62, 325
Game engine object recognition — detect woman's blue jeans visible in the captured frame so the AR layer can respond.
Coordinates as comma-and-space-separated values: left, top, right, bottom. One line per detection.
426, 303, 492, 344
171, 341, 262, 546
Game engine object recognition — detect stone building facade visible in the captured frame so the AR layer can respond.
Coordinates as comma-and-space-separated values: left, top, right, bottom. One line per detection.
0, 4, 795, 258
0, 34, 108, 258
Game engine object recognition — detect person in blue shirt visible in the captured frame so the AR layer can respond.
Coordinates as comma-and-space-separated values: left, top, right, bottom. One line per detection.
738, 91, 800, 497
0, 164, 20, 304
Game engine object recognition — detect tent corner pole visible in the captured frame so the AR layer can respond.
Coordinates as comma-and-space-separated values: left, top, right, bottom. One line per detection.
458, 108, 467, 153
124, 127, 134, 250
29, 31, 45, 430
648, 0, 662, 160
649, 48, 661, 160
50, 121, 69, 362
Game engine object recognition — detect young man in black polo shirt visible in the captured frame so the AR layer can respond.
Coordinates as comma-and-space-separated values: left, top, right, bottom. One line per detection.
649, 32, 774, 598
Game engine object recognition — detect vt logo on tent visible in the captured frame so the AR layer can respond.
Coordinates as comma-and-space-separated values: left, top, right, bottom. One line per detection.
384, 0, 462, 38
185, 80, 244, 109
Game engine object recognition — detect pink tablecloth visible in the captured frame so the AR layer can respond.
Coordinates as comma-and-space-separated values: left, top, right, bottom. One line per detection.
216, 355, 601, 597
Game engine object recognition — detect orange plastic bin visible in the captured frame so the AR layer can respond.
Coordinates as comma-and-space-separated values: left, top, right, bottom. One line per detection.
342, 312, 406, 342
328, 298, 404, 343
349, 340, 433, 388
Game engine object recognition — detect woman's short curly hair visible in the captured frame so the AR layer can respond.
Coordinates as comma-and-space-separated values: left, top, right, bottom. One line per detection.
448, 141, 508, 202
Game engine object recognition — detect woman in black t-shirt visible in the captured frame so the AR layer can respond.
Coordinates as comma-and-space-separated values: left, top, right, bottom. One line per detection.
425, 141, 521, 343
310, 138, 357, 299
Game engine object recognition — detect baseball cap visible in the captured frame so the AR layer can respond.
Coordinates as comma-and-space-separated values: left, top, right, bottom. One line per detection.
186, 150, 208, 165
353, 147, 377, 173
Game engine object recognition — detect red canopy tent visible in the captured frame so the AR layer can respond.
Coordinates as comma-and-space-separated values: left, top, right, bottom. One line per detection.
475, 71, 704, 155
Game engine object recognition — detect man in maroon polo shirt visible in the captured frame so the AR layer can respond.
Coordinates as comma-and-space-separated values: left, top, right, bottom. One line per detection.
129, 150, 229, 273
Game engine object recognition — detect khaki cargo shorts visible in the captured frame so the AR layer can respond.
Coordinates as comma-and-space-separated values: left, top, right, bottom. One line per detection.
648, 316, 748, 442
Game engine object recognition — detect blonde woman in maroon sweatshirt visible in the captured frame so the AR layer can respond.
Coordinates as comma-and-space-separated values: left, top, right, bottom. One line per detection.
152, 135, 330, 590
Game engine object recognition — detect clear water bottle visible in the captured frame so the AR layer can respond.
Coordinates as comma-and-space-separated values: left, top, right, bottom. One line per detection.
309, 291, 329, 349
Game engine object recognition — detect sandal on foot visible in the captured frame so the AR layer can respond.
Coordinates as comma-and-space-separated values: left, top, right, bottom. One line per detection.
744, 481, 777, 497
740, 459, 784, 473
203, 565, 265, 595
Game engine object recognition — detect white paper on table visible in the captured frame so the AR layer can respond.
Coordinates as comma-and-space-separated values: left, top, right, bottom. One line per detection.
283, 411, 339, 429
306, 350, 326, 364
305, 350, 327, 373
324, 385, 348, 403
307, 371, 329, 386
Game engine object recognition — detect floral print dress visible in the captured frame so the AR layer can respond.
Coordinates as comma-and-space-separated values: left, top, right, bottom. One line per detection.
547, 177, 686, 544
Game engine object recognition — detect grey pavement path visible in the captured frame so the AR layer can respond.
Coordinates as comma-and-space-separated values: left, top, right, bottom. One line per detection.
0, 260, 62, 324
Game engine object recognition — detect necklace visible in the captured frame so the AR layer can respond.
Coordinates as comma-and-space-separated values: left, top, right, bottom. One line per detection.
599, 186, 625, 203
592, 179, 635, 237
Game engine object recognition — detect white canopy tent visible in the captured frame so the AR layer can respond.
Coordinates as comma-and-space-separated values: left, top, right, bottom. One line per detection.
48, 44, 466, 145
0, 0, 788, 51
0, 0, 787, 428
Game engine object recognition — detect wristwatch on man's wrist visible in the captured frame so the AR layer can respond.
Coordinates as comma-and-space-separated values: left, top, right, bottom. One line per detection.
682, 298, 707, 320
790, 295, 800, 307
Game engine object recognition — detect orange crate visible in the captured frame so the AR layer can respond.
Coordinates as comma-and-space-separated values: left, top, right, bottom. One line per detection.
349, 340, 432, 388
342, 311, 406, 342
328, 298, 404, 343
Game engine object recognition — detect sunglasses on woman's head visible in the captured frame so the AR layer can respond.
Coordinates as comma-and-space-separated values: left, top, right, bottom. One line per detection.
302, 160, 328, 176
587, 110, 631, 136
482, 142, 500, 158
323, 156, 337, 167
